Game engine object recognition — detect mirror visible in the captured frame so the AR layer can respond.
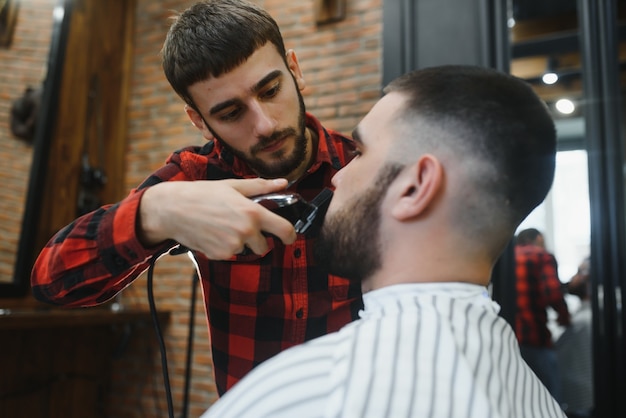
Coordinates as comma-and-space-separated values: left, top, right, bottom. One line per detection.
509, 3, 592, 275
0, 0, 68, 297
508, 0, 626, 415
1, 0, 135, 299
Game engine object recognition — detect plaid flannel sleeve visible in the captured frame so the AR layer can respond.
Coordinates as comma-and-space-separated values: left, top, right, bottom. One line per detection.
30, 153, 193, 307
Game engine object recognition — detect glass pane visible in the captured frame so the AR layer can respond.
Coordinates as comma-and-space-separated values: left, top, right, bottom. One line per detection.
508, 2, 594, 415
509, 2, 589, 273
517, 149, 590, 281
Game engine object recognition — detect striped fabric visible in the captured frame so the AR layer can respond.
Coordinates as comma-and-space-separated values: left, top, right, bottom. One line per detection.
203, 282, 566, 418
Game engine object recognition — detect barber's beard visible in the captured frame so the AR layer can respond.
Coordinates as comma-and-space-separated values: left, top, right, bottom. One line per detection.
314, 164, 404, 282
216, 90, 308, 179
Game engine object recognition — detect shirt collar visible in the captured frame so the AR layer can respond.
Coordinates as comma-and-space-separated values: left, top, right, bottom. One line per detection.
360, 282, 499, 318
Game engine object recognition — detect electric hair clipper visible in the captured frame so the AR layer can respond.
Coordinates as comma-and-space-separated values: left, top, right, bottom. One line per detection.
252, 188, 334, 235
170, 188, 334, 256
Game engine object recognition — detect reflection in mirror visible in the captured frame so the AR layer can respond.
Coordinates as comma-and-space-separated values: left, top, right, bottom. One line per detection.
517, 135, 590, 281
510, 0, 626, 414
507, 1, 592, 277
0, 0, 55, 292
507, 1, 600, 416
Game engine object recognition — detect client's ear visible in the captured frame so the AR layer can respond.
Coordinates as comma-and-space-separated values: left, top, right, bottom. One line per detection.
391, 154, 443, 220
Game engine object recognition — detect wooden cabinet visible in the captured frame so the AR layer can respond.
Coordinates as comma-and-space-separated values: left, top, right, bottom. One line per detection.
0, 308, 167, 418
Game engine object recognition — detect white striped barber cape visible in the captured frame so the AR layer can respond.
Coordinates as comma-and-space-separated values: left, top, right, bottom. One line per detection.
202, 282, 566, 418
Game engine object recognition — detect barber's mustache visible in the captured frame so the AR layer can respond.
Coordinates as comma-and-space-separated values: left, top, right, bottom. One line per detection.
251, 128, 299, 154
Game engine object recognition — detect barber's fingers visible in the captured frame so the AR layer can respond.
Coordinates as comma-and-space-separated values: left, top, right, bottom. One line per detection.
155, 178, 295, 257
225, 177, 289, 198
264, 207, 297, 245
226, 177, 297, 248
214, 210, 295, 257
243, 234, 270, 256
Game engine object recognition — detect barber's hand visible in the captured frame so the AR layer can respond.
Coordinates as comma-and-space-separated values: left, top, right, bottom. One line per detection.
557, 313, 571, 327
138, 178, 297, 259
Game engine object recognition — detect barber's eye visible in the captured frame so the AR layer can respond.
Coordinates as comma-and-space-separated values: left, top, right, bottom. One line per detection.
262, 83, 281, 99
220, 108, 241, 121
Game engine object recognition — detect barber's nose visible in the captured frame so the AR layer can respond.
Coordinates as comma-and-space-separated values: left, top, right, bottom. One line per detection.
251, 102, 276, 137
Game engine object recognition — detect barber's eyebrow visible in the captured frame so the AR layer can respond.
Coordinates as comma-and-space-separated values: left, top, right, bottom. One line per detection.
209, 69, 283, 116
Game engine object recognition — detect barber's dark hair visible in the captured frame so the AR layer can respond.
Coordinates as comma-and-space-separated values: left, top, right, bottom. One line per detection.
161, 0, 287, 107
384, 65, 556, 237
515, 228, 542, 246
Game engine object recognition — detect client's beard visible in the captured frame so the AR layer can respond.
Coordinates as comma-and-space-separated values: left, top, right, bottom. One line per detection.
314, 164, 404, 282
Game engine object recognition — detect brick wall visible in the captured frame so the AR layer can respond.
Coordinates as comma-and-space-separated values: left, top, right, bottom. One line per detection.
0, 0, 53, 285
112, 1, 382, 416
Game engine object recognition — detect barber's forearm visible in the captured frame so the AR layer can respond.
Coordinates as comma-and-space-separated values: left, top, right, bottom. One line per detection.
30, 191, 163, 306
137, 183, 172, 247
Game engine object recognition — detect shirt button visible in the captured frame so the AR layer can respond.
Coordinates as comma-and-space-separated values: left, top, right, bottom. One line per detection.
294, 248, 302, 258
296, 308, 304, 319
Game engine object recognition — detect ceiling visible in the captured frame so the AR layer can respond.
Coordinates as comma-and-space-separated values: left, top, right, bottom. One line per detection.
509, 0, 626, 116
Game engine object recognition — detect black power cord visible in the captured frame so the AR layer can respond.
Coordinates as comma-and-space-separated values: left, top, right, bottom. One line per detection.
147, 249, 175, 418
142, 189, 332, 417
181, 271, 199, 418
146, 244, 194, 418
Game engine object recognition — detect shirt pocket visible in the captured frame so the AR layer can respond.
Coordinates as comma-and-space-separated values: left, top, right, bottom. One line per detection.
210, 247, 273, 307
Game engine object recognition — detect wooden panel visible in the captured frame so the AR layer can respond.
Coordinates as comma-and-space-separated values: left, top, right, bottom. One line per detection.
510, 12, 578, 43
0, 327, 112, 418
36, 0, 136, 254
314, 0, 346, 24
0, 309, 165, 418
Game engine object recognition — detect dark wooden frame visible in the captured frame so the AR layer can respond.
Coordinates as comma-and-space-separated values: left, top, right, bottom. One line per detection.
0, 0, 19, 47
577, 0, 626, 415
314, 0, 346, 25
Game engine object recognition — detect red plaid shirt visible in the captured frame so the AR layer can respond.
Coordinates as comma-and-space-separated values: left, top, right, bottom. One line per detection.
31, 113, 364, 395
514, 244, 570, 348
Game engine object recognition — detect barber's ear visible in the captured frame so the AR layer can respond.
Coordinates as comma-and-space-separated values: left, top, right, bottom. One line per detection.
185, 105, 215, 141
391, 154, 443, 220
286, 49, 306, 91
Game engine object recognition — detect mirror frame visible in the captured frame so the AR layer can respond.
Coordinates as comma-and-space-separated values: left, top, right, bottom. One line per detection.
0, 0, 71, 297
577, 0, 626, 414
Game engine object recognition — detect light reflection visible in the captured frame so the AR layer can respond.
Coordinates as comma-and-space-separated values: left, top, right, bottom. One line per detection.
556, 98, 576, 115
542, 72, 559, 85
53, 5, 64, 22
